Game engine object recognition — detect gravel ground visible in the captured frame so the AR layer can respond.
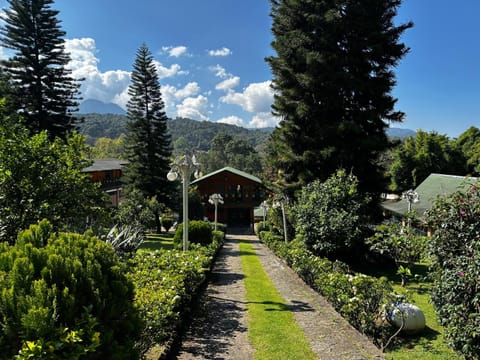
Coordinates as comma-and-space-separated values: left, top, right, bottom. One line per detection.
174, 232, 385, 360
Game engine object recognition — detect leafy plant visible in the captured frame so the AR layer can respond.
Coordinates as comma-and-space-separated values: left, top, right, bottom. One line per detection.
294, 170, 369, 260
367, 216, 427, 286
426, 182, 480, 359
173, 220, 213, 249
0, 220, 141, 359
105, 224, 145, 256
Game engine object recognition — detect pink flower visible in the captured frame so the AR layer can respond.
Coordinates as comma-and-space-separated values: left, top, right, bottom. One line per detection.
458, 271, 464, 277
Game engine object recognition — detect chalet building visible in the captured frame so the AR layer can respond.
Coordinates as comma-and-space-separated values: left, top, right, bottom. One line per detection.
191, 167, 268, 227
82, 159, 127, 206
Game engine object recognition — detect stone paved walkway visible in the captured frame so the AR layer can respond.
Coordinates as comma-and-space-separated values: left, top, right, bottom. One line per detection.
174, 231, 385, 360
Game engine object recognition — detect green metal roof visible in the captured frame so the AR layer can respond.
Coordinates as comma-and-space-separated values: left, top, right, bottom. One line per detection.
381, 173, 479, 219
191, 166, 263, 185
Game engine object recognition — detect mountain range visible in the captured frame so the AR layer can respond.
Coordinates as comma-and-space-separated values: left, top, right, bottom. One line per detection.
78, 100, 416, 145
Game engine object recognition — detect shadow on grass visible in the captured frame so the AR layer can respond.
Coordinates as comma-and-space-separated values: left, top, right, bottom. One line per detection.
386, 325, 442, 353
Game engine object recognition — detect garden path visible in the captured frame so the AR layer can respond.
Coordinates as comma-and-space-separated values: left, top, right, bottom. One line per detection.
174, 231, 385, 360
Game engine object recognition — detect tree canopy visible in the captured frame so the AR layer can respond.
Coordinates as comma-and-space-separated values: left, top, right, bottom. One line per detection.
123, 44, 175, 231
0, 105, 105, 243
0, 0, 81, 139
266, 0, 412, 196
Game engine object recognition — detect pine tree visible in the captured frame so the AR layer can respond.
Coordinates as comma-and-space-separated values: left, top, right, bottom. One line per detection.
266, 0, 412, 196
124, 44, 174, 232
0, 0, 81, 139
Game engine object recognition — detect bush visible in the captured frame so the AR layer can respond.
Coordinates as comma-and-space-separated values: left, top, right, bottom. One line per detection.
367, 218, 427, 286
173, 220, 213, 249
294, 170, 370, 260
426, 183, 480, 359
254, 221, 268, 237
0, 220, 141, 359
161, 216, 173, 232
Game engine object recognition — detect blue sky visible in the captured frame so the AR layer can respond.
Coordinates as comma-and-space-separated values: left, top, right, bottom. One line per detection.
0, 0, 479, 137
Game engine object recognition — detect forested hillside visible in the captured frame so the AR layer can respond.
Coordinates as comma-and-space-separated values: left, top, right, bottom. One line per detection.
77, 114, 273, 150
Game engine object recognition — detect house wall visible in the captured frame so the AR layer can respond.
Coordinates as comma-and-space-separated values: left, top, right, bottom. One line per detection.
194, 171, 266, 226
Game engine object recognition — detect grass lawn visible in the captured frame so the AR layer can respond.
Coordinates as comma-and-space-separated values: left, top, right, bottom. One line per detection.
239, 240, 317, 360
365, 263, 460, 359
139, 232, 174, 251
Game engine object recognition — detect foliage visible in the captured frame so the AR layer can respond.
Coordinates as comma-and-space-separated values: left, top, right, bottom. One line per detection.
454, 126, 480, 176
123, 44, 176, 212
265, 0, 412, 195
0, 220, 141, 359
426, 182, 480, 359
114, 189, 162, 233
188, 188, 205, 221
367, 218, 427, 285
294, 170, 369, 260
128, 238, 222, 354
259, 232, 395, 345
0, 0, 81, 139
77, 114, 128, 144
254, 221, 269, 237
0, 119, 106, 243
105, 224, 145, 257
173, 220, 213, 249
168, 117, 271, 155
87, 135, 126, 159
388, 130, 466, 192
161, 215, 174, 232
198, 132, 264, 177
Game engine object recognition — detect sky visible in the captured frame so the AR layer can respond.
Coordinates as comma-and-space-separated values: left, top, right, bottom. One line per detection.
0, 0, 479, 137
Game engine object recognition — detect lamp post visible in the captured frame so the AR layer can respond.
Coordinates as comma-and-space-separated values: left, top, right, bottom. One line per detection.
402, 189, 419, 227
402, 189, 419, 212
273, 195, 288, 243
208, 193, 224, 231
167, 155, 201, 251
260, 200, 269, 228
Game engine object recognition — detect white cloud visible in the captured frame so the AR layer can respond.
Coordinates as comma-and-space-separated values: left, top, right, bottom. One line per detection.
217, 115, 244, 127
208, 47, 232, 57
162, 45, 188, 58
154, 60, 187, 79
64, 38, 187, 109
209, 64, 228, 78
175, 82, 200, 98
247, 112, 279, 128
176, 95, 209, 121
220, 81, 274, 113
65, 38, 131, 108
215, 76, 240, 91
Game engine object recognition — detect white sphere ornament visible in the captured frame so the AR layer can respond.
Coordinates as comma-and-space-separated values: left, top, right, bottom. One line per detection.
388, 302, 426, 334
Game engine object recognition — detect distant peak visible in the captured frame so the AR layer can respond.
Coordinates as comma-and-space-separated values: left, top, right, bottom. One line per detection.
79, 99, 126, 115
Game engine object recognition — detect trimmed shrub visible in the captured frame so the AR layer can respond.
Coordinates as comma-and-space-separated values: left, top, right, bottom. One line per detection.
173, 220, 213, 249
0, 220, 141, 359
254, 221, 268, 237
426, 183, 480, 359
161, 216, 173, 232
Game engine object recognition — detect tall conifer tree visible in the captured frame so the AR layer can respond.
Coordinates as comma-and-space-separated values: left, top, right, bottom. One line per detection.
124, 44, 174, 230
266, 0, 412, 196
0, 0, 81, 139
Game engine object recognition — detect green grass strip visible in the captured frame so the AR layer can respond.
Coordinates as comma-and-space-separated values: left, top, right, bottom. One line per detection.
239, 241, 317, 360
